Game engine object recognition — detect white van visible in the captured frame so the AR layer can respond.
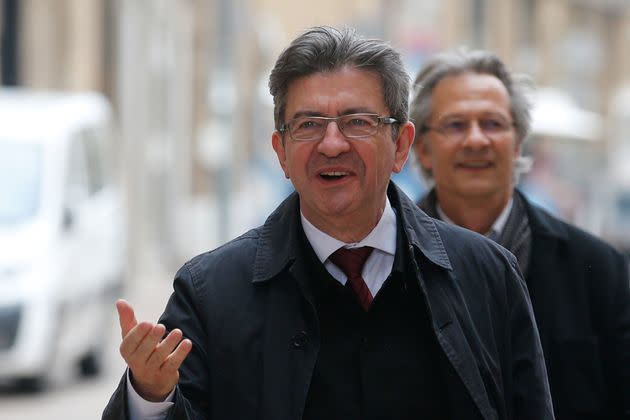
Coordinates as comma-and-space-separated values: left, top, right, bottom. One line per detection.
0, 88, 127, 389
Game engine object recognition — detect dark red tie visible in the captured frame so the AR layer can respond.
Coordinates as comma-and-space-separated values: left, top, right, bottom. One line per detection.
329, 246, 374, 311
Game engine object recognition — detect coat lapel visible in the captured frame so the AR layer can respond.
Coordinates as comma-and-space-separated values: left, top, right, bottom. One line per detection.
254, 192, 320, 420
256, 184, 501, 419
518, 191, 568, 353
394, 185, 497, 418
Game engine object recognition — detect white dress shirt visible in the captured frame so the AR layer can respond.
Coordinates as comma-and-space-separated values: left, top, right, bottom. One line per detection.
126, 371, 175, 420
126, 198, 399, 419
300, 197, 397, 296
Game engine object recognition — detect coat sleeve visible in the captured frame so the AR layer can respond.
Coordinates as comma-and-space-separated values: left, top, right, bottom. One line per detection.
101, 373, 130, 420
159, 262, 211, 420
102, 263, 210, 420
504, 255, 555, 420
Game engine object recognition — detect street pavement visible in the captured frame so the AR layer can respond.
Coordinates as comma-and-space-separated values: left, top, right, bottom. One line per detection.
0, 265, 175, 420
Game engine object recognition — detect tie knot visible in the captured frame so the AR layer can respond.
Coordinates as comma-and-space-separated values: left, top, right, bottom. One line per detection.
329, 246, 374, 279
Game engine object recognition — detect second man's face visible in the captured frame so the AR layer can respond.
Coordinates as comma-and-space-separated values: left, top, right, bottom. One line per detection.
415, 72, 520, 203
272, 66, 413, 238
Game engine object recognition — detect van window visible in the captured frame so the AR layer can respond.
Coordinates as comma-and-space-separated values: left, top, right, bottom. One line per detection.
0, 141, 42, 225
65, 136, 89, 208
80, 126, 109, 195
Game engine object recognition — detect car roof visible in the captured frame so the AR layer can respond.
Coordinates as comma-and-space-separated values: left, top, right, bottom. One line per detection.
0, 88, 112, 144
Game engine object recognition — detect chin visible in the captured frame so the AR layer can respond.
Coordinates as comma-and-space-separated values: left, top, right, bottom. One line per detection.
457, 182, 498, 198
320, 193, 363, 216
321, 200, 356, 217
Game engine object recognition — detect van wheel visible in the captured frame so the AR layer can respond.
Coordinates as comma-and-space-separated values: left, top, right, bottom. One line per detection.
78, 349, 103, 377
14, 375, 47, 393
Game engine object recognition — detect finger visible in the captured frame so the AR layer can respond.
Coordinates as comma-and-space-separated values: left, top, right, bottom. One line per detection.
119, 321, 154, 360
128, 323, 167, 364
146, 329, 184, 370
160, 339, 193, 374
116, 299, 138, 338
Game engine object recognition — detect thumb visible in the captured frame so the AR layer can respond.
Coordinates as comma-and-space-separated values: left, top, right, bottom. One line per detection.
116, 299, 138, 338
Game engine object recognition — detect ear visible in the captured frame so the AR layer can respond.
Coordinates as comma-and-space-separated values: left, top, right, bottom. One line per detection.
414, 133, 434, 172
392, 121, 415, 174
513, 139, 522, 158
272, 131, 290, 179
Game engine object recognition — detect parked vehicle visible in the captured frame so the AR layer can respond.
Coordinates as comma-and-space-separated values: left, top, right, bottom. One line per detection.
0, 88, 127, 390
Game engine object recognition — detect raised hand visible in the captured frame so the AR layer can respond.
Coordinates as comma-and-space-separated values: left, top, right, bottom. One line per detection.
116, 299, 193, 402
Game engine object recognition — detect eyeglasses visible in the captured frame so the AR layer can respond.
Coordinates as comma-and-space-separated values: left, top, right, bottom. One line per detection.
279, 113, 398, 142
422, 117, 515, 142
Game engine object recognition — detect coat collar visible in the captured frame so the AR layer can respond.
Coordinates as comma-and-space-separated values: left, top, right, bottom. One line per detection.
252, 181, 453, 283
420, 187, 571, 243
515, 189, 569, 241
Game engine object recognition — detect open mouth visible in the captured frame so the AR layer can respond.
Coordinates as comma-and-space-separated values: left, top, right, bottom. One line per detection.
319, 171, 350, 180
458, 161, 493, 169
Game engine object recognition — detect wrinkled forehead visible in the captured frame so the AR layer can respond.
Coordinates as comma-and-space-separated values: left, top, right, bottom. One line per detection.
284, 68, 387, 119
431, 72, 511, 116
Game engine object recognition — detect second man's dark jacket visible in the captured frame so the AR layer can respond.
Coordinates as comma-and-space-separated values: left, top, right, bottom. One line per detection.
419, 188, 630, 419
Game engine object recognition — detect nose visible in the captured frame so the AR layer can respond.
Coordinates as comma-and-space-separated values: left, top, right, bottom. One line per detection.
461, 120, 491, 148
317, 120, 351, 156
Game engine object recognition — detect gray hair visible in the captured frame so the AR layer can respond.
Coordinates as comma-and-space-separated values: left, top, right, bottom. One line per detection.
269, 26, 410, 138
410, 48, 533, 184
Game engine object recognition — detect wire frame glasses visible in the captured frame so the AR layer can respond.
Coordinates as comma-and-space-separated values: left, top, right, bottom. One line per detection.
422, 116, 515, 142
279, 113, 398, 142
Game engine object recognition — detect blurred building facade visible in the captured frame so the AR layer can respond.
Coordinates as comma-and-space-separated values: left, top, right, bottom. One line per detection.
2, 0, 629, 279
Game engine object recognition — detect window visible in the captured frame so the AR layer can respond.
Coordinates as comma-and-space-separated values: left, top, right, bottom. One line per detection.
65, 136, 89, 208
0, 141, 42, 225
81, 126, 110, 195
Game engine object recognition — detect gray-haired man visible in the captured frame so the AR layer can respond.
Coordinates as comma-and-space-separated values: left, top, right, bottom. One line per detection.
412, 48, 630, 420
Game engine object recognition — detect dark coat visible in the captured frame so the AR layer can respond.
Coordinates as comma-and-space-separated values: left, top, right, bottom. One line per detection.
419, 188, 630, 419
103, 183, 553, 420
519, 190, 630, 419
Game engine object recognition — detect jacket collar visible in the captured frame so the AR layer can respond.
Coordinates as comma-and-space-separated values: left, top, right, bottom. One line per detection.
420, 187, 571, 243
417, 188, 439, 219
390, 182, 452, 270
252, 181, 452, 284
514, 188, 569, 241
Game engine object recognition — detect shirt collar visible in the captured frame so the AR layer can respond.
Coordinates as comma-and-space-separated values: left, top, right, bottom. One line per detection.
436, 198, 513, 238
300, 197, 397, 263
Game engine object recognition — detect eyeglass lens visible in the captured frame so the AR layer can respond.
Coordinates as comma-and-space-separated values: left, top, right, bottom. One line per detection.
290, 114, 380, 141
436, 117, 512, 140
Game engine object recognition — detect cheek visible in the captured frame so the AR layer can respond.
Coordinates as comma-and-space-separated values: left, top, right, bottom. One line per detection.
287, 146, 314, 178
370, 144, 394, 175
432, 144, 455, 169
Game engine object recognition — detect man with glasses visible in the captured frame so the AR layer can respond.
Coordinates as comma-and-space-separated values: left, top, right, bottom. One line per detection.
411, 48, 630, 420
103, 28, 554, 419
